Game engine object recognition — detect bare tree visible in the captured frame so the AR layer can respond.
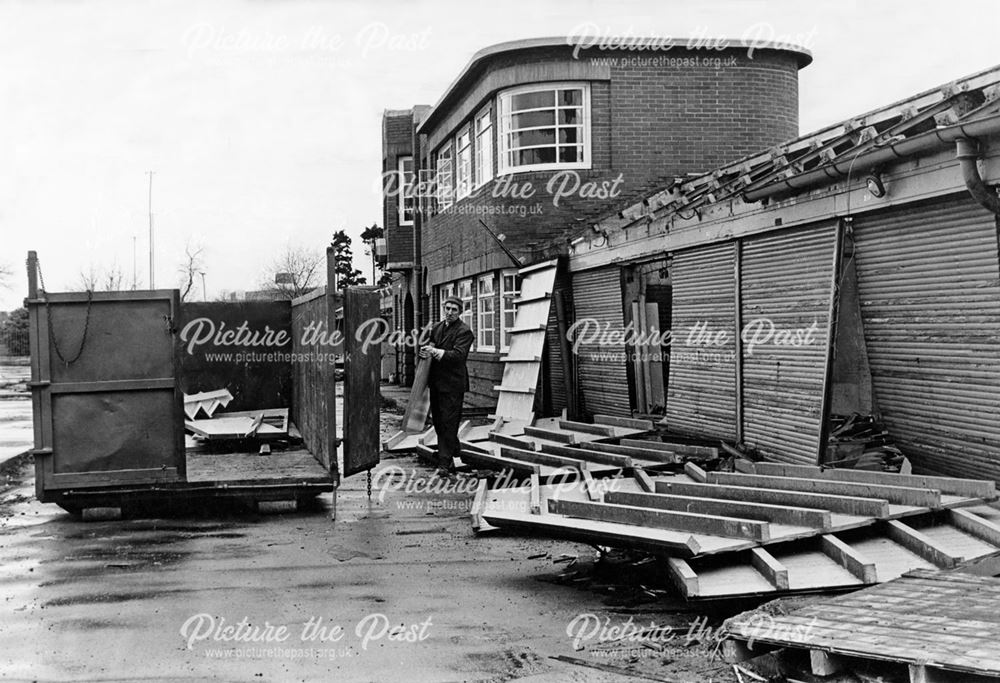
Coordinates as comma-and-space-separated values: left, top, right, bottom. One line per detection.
260, 246, 323, 299
0, 262, 12, 290
102, 262, 126, 291
79, 265, 100, 291
177, 243, 205, 302
78, 262, 126, 291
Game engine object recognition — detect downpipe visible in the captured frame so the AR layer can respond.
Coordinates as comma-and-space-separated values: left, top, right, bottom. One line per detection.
955, 137, 1000, 215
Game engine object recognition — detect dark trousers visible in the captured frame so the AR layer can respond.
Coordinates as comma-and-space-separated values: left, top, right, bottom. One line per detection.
429, 386, 463, 468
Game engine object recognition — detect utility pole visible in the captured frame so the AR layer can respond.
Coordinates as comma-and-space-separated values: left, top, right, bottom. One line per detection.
147, 171, 155, 288
200, 271, 207, 301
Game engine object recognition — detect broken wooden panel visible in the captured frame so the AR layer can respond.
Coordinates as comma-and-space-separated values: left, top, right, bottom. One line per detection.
549, 498, 772, 541
185, 408, 289, 440
722, 570, 1000, 679
494, 261, 558, 423
706, 471, 943, 508
747, 461, 997, 499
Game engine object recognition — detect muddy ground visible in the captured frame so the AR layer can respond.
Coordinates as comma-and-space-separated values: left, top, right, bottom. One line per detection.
0, 395, 751, 682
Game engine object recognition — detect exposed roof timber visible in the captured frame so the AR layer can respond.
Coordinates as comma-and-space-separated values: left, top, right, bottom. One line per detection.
581, 67, 1000, 243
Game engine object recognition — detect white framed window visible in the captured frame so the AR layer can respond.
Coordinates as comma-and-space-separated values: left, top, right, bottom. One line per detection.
474, 105, 494, 189
397, 156, 414, 226
435, 141, 454, 210
500, 269, 520, 351
477, 274, 496, 351
458, 279, 473, 329
498, 83, 591, 174
439, 282, 455, 322
455, 125, 472, 200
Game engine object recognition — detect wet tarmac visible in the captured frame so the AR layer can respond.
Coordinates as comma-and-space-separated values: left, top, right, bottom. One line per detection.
0, 452, 733, 682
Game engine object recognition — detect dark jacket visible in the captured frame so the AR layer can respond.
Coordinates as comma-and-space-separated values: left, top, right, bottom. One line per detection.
427, 319, 474, 393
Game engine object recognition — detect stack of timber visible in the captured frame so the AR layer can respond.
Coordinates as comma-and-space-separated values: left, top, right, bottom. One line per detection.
722, 569, 1000, 681
476, 462, 1000, 599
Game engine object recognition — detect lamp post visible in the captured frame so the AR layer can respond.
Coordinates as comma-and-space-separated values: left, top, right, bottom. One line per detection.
200, 271, 207, 301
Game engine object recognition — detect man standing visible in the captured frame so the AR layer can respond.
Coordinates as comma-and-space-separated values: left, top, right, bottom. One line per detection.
420, 296, 474, 471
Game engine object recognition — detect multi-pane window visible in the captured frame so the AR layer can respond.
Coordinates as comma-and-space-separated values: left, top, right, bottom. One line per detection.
477, 274, 496, 350
500, 270, 520, 351
498, 83, 591, 173
455, 125, 472, 200
439, 283, 455, 322
458, 279, 473, 329
474, 105, 493, 188
436, 141, 454, 210
397, 155, 414, 226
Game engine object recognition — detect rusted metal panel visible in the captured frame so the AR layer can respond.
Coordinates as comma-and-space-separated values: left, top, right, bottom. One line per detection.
571, 266, 630, 417
291, 290, 337, 472
343, 288, 381, 477
740, 223, 837, 464
854, 194, 1000, 480
664, 242, 738, 439
30, 290, 184, 492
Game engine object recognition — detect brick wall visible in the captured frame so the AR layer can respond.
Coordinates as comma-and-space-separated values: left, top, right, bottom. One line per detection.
418, 45, 801, 286
382, 110, 415, 266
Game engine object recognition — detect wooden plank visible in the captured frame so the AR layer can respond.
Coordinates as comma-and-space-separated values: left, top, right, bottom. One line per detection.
621, 439, 717, 457
499, 446, 586, 471
471, 479, 489, 531
581, 470, 600, 501
593, 414, 654, 430
529, 473, 541, 514
462, 450, 542, 477
538, 443, 632, 468
584, 441, 678, 463
401, 357, 432, 433
523, 425, 576, 444
666, 557, 699, 597
684, 461, 708, 483
821, 534, 878, 583
886, 520, 964, 568
655, 480, 890, 517
494, 384, 536, 394
548, 499, 771, 541
752, 463, 997, 499
950, 508, 1000, 547
490, 432, 537, 450
604, 491, 831, 528
734, 459, 756, 474
633, 469, 655, 492
708, 472, 943, 508
751, 548, 789, 590
558, 420, 616, 437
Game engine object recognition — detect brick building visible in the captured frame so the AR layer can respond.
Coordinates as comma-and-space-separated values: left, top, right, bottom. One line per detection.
382, 37, 811, 410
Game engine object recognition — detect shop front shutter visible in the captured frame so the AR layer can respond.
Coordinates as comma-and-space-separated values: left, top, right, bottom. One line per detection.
740, 223, 837, 464
665, 243, 737, 439
572, 267, 630, 417
854, 195, 1000, 480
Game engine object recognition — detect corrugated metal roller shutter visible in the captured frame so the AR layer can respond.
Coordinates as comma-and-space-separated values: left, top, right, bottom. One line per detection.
545, 283, 569, 414
573, 267, 630, 416
665, 243, 737, 439
741, 223, 837, 464
854, 195, 1000, 480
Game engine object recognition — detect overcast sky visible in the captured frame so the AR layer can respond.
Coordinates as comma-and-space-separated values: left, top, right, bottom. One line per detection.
1, 0, 997, 311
